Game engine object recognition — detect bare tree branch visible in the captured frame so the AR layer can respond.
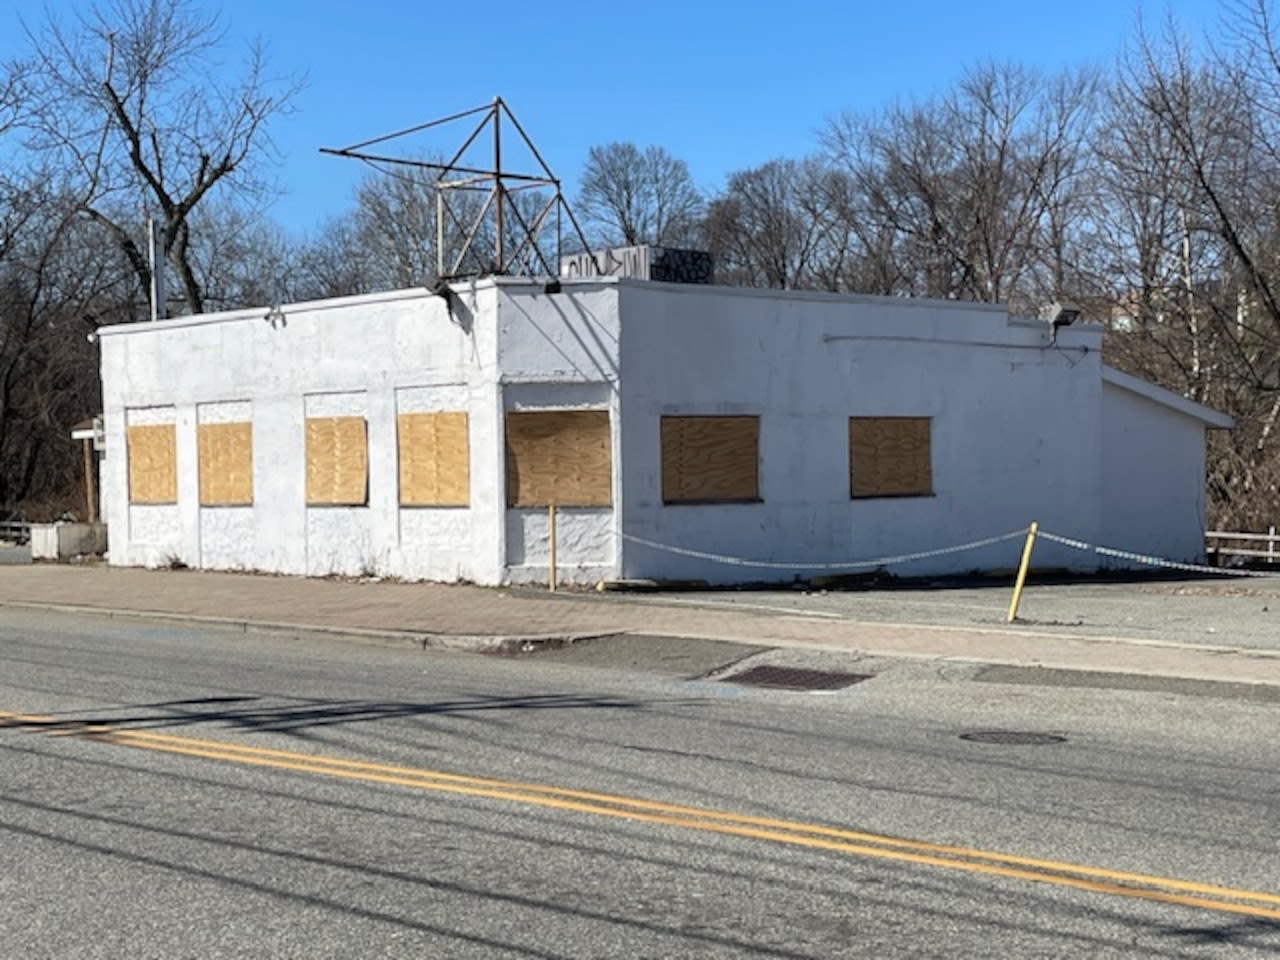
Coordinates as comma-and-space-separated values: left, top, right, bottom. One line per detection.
578, 142, 704, 248
19, 0, 300, 314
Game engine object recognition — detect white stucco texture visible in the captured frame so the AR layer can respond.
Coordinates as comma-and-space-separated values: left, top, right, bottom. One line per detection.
101, 288, 496, 579
1101, 370, 1227, 564
96, 278, 1230, 585
618, 285, 1102, 581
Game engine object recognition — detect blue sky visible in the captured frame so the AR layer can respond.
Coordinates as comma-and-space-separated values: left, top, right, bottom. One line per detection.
4, 0, 1223, 237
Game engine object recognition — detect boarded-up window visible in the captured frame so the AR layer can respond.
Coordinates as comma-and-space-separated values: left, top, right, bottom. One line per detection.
661, 416, 760, 504
850, 417, 932, 498
306, 416, 368, 506
198, 422, 253, 506
127, 424, 177, 504
398, 412, 469, 506
505, 410, 611, 507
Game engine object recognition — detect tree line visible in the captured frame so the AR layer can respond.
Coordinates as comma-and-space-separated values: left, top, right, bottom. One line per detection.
3, 0, 1279, 534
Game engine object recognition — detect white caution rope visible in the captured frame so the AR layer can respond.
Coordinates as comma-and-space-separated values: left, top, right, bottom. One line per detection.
618, 529, 1027, 572
1037, 530, 1280, 579
619, 526, 1280, 579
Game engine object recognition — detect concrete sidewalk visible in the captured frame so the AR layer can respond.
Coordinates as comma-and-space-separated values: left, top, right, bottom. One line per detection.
2, 563, 1280, 687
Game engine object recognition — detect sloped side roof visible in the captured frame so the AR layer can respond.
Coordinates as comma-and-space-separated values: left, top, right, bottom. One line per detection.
1102, 366, 1234, 429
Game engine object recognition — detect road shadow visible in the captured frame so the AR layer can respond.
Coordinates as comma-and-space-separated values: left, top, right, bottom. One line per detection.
727, 566, 1261, 594
1, 692, 656, 735
1159, 918, 1280, 947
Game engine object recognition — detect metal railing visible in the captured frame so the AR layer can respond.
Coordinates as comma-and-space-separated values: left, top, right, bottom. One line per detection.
0, 521, 31, 544
1206, 528, 1280, 565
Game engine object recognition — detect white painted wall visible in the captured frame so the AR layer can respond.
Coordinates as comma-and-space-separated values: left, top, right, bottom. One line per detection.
394, 384, 477, 582
116, 405, 183, 567
1101, 380, 1209, 562
494, 326, 622, 584
195, 400, 253, 571
616, 282, 1106, 582
98, 278, 1222, 586
101, 287, 503, 581
100, 280, 626, 586
302, 390, 370, 577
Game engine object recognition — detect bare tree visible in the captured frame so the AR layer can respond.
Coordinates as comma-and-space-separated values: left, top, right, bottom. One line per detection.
824, 63, 1097, 309
292, 214, 375, 301
705, 157, 847, 290
0, 179, 138, 518
1096, 10, 1280, 528
350, 162, 441, 290
184, 199, 299, 310
577, 142, 704, 248
0, 59, 21, 136
19, 0, 299, 315
1132, 10, 1280, 354
1086, 64, 1228, 394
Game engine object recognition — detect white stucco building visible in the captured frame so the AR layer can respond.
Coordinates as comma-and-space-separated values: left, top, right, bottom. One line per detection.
95, 277, 1232, 585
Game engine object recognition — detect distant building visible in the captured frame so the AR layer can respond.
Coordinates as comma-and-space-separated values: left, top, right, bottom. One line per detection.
95, 276, 1231, 584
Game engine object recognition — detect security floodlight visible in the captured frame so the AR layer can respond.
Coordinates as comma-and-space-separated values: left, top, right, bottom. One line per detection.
1040, 302, 1082, 344
1040, 302, 1082, 328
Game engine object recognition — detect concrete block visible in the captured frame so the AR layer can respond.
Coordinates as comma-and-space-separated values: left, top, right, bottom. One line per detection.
30, 522, 109, 561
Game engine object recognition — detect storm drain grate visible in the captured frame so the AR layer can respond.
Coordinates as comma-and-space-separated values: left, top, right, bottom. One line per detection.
959, 731, 1067, 745
720, 666, 873, 691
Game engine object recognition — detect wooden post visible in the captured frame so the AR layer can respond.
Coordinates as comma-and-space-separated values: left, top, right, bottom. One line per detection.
548, 503, 557, 592
82, 438, 97, 524
1006, 522, 1039, 623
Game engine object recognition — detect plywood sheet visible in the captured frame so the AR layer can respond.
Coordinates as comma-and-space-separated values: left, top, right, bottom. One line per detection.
306, 416, 368, 506
661, 416, 759, 503
850, 417, 932, 498
198, 422, 253, 506
398, 412, 470, 506
506, 410, 612, 507
127, 424, 177, 504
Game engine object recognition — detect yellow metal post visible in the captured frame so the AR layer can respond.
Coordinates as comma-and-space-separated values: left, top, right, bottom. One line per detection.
548, 504, 557, 592
1006, 522, 1039, 622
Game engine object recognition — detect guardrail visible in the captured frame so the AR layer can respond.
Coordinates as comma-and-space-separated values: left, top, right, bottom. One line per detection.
1206, 528, 1279, 565
0, 520, 31, 544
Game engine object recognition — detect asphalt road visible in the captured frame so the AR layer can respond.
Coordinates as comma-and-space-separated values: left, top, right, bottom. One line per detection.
1, 609, 1277, 958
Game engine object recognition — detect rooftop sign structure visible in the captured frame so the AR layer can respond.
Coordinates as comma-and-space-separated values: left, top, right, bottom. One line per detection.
321, 98, 602, 281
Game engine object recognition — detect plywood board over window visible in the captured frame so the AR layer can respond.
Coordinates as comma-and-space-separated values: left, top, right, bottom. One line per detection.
127, 423, 177, 504
398, 412, 470, 506
661, 416, 760, 504
306, 416, 368, 506
850, 417, 932, 498
506, 410, 612, 507
198, 422, 253, 506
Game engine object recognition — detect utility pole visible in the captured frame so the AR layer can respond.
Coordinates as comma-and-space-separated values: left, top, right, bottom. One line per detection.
148, 215, 168, 322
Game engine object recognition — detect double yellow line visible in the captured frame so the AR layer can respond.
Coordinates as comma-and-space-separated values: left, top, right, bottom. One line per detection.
5, 710, 1280, 922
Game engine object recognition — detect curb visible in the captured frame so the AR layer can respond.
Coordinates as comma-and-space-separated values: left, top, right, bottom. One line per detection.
0, 600, 605, 656
6, 597, 1280, 691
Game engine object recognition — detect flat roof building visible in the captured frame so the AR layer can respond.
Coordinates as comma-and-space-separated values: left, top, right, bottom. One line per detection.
96, 276, 1232, 585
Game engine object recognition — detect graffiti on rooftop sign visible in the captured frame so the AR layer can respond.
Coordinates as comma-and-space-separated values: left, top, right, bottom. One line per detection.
560, 245, 714, 284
